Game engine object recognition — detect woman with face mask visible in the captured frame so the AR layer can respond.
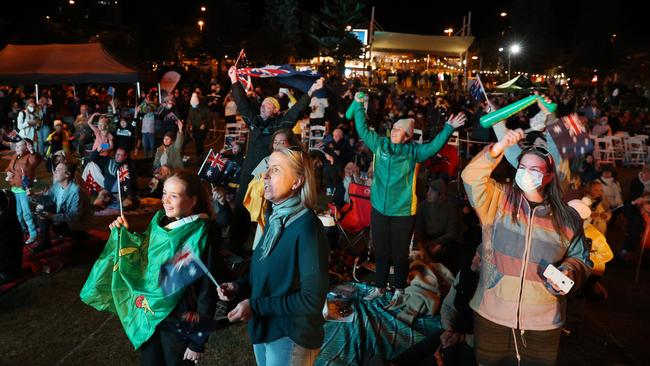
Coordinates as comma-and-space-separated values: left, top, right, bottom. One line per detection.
461, 129, 592, 366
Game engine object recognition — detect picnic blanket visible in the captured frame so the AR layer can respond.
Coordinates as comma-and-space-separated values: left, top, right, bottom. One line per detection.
316, 282, 443, 366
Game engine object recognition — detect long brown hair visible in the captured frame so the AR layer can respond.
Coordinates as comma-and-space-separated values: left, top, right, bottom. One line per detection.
510, 150, 581, 242
167, 169, 213, 218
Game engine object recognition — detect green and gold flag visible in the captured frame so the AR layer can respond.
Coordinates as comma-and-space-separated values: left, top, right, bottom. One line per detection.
80, 210, 209, 349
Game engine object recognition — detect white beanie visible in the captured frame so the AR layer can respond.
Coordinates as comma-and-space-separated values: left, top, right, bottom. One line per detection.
392, 118, 415, 138
190, 92, 200, 107
568, 199, 591, 220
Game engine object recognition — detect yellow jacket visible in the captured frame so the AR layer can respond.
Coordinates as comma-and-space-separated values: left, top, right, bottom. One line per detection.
584, 224, 613, 276
243, 174, 267, 228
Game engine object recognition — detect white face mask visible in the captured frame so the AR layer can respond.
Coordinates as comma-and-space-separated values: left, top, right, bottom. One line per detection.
27, 106, 35, 112
515, 168, 544, 192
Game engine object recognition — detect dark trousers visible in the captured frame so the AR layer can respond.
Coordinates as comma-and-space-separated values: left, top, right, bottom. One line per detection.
371, 208, 415, 289
193, 129, 207, 157
473, 313, 561, 366
37, 218, 86, 249
323, 162, 342, 190
624, 204, 643, 251
390, 329, 476, 366
140, 328, 193, 366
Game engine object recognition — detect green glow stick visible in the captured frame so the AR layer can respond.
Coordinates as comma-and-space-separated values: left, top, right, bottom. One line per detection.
479, 95, 557, 128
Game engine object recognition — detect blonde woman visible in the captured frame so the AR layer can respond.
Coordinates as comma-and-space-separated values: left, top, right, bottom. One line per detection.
219, 147, 330, 366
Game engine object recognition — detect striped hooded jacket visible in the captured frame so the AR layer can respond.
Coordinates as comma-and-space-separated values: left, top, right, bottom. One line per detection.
461, 147, 591, 331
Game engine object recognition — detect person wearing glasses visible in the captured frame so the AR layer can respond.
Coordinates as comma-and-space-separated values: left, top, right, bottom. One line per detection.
346, 92, 466, 307
461, 128, 592, 365
227, 66, 325, 252
218, 147, 330, 366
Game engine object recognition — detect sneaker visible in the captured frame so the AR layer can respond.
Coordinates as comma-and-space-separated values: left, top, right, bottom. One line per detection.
383, 289, 405, 310
25, 236, 38, 245
363, 287, 385, 301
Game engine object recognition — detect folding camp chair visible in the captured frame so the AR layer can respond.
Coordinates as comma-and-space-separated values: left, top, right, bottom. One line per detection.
328, 183, 372, 250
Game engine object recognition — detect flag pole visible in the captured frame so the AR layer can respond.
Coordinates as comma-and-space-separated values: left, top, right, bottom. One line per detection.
192, 253, 220, 288
198, 148, 213, 175
117, 170, 124, 217
234, 49, 244, 68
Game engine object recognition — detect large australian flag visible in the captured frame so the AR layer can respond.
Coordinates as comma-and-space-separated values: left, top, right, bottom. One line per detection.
237, 64, 326, 97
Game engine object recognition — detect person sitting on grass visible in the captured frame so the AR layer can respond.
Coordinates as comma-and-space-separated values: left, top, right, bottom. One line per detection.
33, 162, 92, 253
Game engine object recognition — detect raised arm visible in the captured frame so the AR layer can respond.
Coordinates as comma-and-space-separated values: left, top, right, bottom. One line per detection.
283, 78, 325, 123
461, 129, 524, 225
174, 120, 184, 150
346, 94, 380, 152
228, 66, 257, 125
413, 113, 465, 162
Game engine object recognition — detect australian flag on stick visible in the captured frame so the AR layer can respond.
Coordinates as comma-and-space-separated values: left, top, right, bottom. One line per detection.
117, 165, 131, 195
198, 149, 241, 190
5, 129, 22, 143
159, 246, 219, 296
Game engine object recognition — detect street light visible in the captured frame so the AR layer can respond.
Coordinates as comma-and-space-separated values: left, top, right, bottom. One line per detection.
500, 12, 508, 17
200, 6, 206, 12
198, 20, 204, 32
444, 28, 453, 36
508, 44, 521, 77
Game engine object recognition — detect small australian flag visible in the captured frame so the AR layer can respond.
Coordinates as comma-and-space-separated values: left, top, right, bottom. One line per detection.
159, 247, 208, 296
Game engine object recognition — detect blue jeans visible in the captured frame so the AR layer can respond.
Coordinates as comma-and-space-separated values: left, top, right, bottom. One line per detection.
142, 133, 155, 156
37, 125, 51, 155
253, 337, 319, 366
14, 191, 37, 239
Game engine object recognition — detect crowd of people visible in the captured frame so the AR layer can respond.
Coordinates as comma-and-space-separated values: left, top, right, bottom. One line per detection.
1, 68, 650, 366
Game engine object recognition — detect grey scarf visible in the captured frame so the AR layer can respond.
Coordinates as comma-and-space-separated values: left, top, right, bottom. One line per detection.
259, 195, 307, 260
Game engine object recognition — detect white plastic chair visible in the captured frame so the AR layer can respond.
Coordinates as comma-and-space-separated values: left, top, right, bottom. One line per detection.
624, 136, 646, 167
610, 135, 625, 165
308, 125, 326, 151
594, 137, 615, 168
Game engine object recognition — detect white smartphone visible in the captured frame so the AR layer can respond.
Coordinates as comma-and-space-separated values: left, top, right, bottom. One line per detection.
543, 264, 574, 293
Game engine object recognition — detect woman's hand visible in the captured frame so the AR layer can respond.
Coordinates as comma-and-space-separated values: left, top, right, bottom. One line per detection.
212, 186, 226, 206
440, 330, 465, 348
491, 128, 525, 157
183, 348, 203, 364
109, 215, 129, 231
534, 91, 553, 114
546, 269, 571, 295
228, 66, 238, 84
446, 113, 467, 129
227, 299, 252, 323
217, 282, 239, 301
308, 77, 325, 97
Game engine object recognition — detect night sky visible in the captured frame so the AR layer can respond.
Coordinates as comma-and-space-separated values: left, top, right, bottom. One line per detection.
1, 0, 648, 74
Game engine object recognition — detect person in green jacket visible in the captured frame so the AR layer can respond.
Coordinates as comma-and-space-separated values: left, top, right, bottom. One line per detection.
82, 170, 221, 364
346, 92, 466, 307
218, 146, 330, 366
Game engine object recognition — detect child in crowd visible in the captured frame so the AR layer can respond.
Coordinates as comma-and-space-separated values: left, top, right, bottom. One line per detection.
4, 139, 42, 244
114, 118, 137, 152
45, 120, 71, 171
